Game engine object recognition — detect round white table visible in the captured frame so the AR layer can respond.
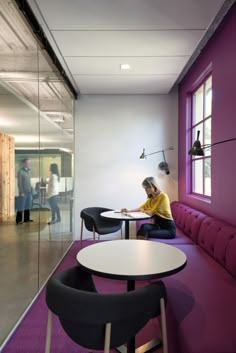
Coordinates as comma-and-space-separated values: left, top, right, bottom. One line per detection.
76, 240, 187, 353
101, 210, 151, 239
77, 239, 186, 289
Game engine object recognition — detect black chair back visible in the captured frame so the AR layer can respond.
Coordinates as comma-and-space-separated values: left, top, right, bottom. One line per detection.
46, 266, 167, 350
81, 207, 122, 234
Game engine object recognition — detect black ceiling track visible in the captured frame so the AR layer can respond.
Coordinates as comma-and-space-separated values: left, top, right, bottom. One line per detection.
14, 0, 78, 99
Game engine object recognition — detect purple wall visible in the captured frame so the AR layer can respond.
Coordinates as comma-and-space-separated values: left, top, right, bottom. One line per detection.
178, 3, 236, 226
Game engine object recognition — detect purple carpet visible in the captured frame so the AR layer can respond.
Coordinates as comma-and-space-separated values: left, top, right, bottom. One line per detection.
2, 240, 163, 353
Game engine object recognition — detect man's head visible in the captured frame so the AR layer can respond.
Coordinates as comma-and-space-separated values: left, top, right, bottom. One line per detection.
22, 158, 30, 169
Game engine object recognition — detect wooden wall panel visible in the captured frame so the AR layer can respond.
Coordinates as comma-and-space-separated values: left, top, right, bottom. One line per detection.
0, 132, 15, 222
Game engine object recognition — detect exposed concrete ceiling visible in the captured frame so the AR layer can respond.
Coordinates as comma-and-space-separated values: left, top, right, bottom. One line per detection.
0, 0, 74, 149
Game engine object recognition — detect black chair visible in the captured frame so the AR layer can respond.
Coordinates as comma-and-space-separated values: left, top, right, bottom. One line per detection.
45, 266, 168, 353
80, 207, 123, 246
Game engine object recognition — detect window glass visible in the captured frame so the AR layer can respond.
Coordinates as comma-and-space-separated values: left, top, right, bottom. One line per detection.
190, 75, 212, 197
205, 77, 212, 118
204, 118, 212, 157
204, 158, 211, 196
193, 159, 203, 194
193, 85, 203, 125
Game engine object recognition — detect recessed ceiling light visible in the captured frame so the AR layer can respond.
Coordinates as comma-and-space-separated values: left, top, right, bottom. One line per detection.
120, 64, 130, 70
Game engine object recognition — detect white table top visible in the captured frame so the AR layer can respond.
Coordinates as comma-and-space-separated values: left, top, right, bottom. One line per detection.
101, 210, 151, 221
76, 240, 187, 281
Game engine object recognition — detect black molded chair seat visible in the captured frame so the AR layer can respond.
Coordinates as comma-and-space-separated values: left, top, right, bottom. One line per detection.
45, 266, 168, 353
80, 207, 123, 245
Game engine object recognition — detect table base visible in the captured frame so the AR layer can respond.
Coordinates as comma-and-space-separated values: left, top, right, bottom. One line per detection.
116, 338, 162, 353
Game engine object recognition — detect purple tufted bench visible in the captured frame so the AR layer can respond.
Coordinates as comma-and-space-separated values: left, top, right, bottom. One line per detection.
145, 202, 236, 353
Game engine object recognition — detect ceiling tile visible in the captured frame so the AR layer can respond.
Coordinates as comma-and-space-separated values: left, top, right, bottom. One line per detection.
66, 56, 188, 75
32, 0, 225, 30
73, 74, 178, 94
52, 30, 204, 57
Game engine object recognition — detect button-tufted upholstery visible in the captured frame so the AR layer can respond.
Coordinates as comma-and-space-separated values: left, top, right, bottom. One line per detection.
171, 201, 207, 243
153, 201, 236, 353
198, 217, 236, 277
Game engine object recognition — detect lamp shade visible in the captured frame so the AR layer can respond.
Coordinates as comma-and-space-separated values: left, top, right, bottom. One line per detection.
188, 131, 204, 156
188, 130, 236, 156
139, 148, 146, 159
159, 161, 170, 175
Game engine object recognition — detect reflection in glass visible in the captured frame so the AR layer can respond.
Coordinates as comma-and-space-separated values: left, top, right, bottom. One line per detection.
0, 0, 75, 346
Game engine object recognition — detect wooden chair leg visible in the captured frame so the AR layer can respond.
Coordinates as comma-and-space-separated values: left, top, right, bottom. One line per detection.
45, 310, 53, 353
93, 226, 96, 241
80, 219, 84, 248
104, 322, 111, 353
160, 297, 168, 353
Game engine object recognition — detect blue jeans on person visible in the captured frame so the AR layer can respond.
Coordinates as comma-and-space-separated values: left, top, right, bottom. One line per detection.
48, 196, 61, 222
137, 215, 176, 239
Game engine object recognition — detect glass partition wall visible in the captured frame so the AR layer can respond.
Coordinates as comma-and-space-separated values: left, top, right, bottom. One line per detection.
0, 0, 75, 346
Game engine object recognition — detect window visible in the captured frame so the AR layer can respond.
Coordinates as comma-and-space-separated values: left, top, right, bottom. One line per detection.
190, 76, 212, 197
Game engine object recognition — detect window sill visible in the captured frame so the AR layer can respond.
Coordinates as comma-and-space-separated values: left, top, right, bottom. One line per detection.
187, 194, 211, 204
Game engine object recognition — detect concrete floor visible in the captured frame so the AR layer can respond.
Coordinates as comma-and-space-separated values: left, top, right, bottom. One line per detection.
0, 206, 73, 346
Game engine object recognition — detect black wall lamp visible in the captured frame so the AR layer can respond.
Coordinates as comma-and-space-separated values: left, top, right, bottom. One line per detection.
139, 146, 174, 175
188, 130, 236, 156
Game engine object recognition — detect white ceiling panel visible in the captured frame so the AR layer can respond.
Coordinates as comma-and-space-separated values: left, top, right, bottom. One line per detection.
52, 30, 204, 57
73, 74, 178, 95
30, 0, 225, 30
66, 56, 188, 75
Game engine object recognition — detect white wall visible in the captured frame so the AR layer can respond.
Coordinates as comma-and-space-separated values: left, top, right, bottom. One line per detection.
74, 93, 178, 239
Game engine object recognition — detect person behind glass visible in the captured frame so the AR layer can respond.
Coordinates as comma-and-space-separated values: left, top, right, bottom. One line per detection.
16, 158, 33, 224
35, 177, 46, 193
47, 163, 61, 225
121, 176, 176, 239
